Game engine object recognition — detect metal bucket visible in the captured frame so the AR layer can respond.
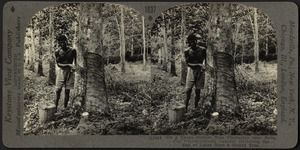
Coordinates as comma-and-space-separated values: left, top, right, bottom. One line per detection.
38, 103, 56, 124
168, 103, 185, 123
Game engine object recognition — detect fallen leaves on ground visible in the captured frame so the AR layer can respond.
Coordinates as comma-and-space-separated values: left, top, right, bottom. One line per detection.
24, 62, 277, 135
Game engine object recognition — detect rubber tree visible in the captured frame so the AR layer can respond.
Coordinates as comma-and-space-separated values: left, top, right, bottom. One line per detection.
48, 8, 56, 85
180, 7, 187, 85
74, 3, 108, 112
204, 3, 240, 116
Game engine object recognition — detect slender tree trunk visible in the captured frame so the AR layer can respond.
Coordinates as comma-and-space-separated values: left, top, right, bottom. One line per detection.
233, 23, 240, 64
120, 6, 126, 73
36, 30, 44, 76
131, 35, 134, 56
180, 8, 187, 85
142, 16, 147, 70
241, 40, 245, 64
36, 51, 44, 76
170, 20, 176, 76
162, 13, 168, 71
158, 48, 162, 65
265, 38, 269, 56
253, 8, 259, 73
115, 16, 122, 63
48, 10, 56, 85
29, 21, 35, 72
72, 21, 78, 49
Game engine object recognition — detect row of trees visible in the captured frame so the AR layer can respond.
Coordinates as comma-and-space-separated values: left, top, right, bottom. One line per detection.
24, 3, 151, 111
24, 3, 277, 116
24, 3, 149, 80
149, 3, 276, 85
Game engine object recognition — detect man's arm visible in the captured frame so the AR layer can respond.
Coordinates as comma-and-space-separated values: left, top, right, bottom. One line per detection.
187, 63, 205, 67
184, 50, 193, 67
57, 63, 73, 67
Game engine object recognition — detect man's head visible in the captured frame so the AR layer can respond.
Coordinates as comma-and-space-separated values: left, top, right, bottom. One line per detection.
187, 34, 206, 51
187, 34, 197, 49
57, 35, 68, 50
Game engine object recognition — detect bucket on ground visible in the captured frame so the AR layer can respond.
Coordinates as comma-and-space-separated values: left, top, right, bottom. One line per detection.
79, 112, 89, 124
168, 102, 185, 123
38, 103, 56, 124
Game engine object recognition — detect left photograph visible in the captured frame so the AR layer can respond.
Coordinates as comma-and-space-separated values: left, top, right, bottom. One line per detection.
23, 3, 152, 135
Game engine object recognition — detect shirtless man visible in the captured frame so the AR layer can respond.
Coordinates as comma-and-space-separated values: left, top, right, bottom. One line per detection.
184, 34, 206, 112
54, 35, 77, 111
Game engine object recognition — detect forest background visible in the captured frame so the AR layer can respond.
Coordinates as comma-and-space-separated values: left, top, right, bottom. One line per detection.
24, 3, 277, 135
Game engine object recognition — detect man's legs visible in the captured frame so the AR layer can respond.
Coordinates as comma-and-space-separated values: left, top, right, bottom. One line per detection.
185, 88, 192, 112
194, 88, 201, 108
64, 89, 70, 108
194, 69, 204, 109
55, 88, 62, 111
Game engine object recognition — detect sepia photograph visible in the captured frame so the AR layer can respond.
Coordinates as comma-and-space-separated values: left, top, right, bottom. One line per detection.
23, 2, 277, 136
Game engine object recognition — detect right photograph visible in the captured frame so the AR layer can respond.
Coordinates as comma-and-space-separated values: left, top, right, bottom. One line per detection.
149, 3, 277, 135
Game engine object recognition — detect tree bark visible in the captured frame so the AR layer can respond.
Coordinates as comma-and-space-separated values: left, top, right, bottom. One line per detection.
180, 8, 187, 85
36, 30, 44, 76
74, 3, 108, 112
241, 40, 245, 64
233, 23, 241, 64
158, 48, 162, 65
131, 35, 134, 56
161, 13, 168, 71
48, 10, 56, 85
205, 3, 239, 115
253, 8, 259, 73
142, 16, 147, 70
170, 21, 176, 76
95, 4, 104, 55
29, 21, 35, 72
120, 6, 126, 73
85, 53, 108, 112
74, 4, 87, 107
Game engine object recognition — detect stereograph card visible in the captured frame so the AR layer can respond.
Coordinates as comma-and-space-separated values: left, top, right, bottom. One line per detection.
1, 0, 298, 149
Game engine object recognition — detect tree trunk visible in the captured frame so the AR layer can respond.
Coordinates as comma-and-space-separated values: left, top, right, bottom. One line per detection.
29, 21, 35, 72
158, 48, 162, 65
120, 6, 126, 73
48, 10, 56, 85
241, 40, 244, 64
161, 13, 168, 71
205, 3, 239, 116
180, 8, 187, 85
253, 8, 259, 73
170, 21, 176, 76
85, 53, 108, 111
74, 3, 108, 112
36, 30, 44, 76
142, 16, 147, 70
48, 60, 56, 85
95, 4, 104, 55
115, 16, 122, 63
233, 23, 240, 65
265, 40, 268, 56
37, 59, 44, 76
215, 52, 238, 113
131, 35, 134, 56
